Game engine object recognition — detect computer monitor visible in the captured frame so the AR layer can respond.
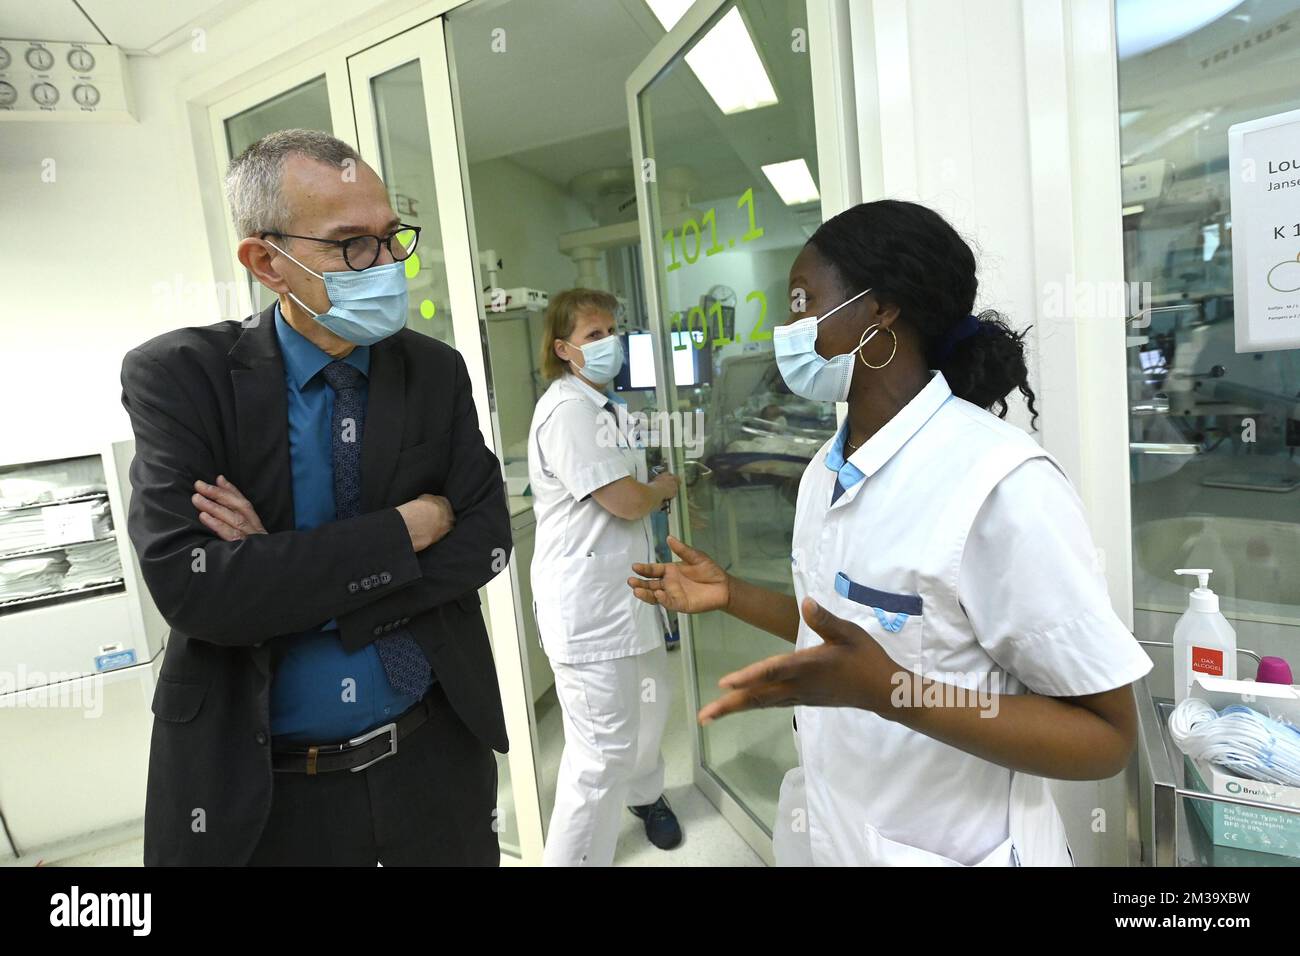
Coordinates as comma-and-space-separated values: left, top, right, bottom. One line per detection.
615, 331, 657, 392
612, 330, 712, 392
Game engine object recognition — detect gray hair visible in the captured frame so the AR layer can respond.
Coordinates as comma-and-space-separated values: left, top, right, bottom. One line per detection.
224, 128, 361, 238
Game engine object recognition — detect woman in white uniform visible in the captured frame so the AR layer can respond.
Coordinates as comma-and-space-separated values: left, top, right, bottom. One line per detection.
528, 288, 683, 866
629, 201, 1152, 866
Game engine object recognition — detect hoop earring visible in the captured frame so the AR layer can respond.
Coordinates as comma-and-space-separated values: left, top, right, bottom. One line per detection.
857, 323, 897, 369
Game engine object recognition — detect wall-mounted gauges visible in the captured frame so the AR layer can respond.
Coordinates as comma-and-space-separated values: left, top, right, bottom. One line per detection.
31, 81, 58, 106
24, 46, 54, 71
67, 48, 95, 72
0, 39, 134, 122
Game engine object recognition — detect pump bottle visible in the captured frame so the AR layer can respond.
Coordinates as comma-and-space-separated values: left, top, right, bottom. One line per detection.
1172, 568, 1237, 705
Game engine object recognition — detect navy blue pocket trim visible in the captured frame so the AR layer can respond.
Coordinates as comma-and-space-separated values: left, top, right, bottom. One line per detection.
833, 572, 923, 616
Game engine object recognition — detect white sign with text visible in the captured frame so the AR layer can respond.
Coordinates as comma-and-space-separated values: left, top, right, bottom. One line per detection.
1230, 108, 1300, 352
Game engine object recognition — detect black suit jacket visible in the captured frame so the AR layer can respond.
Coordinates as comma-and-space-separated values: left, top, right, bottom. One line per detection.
120, 303, 511, 866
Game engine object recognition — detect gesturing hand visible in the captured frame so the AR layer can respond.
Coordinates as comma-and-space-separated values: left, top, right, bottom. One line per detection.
696, 597, 902, 724
627, 534, 729, 614
192, 475, 267, 541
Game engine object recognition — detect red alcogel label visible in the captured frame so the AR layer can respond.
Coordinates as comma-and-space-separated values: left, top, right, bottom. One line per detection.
1191, 646, 1225, 676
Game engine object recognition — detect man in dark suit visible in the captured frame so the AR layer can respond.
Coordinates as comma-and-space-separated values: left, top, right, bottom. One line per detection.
120, 128, 510, 865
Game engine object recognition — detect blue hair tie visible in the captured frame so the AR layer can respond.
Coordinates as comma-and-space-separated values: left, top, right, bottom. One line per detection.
934, 313, 981, 363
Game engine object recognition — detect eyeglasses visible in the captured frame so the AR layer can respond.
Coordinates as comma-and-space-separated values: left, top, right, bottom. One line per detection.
259, 224, 422, 271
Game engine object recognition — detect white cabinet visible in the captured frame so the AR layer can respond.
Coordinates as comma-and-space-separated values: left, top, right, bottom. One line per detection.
0, 441, 165, 862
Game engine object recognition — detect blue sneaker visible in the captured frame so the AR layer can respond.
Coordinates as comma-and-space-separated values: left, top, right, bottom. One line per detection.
629, 795, 683, 850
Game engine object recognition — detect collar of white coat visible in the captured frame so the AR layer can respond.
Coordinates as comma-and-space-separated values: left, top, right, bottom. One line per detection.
824, 369, 953, 490
561, 371, 625, 410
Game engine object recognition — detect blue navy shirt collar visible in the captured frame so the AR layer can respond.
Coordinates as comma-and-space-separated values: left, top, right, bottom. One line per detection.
274, 302, 369, 390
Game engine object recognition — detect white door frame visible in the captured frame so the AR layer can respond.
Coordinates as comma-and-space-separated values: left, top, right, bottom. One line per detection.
627, 0, 861, 865
345, 16, 546, 865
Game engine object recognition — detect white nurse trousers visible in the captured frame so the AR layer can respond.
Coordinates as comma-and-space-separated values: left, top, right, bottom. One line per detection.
543, 642, 672, 866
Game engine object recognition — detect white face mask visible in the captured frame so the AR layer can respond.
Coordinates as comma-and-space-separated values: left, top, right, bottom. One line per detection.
564, 334, 624, 385
773, 287, 875, 402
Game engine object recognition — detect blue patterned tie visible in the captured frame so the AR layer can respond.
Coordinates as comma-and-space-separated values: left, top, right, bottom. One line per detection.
321, 361, 432, 699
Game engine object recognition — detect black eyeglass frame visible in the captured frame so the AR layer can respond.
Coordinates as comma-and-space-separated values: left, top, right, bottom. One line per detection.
259, 224, 422, 271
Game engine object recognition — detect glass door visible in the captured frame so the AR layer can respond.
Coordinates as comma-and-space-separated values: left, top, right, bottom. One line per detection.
346, 17, 544, 863
629, 0, 839, 861
1116, 1, 1300, 865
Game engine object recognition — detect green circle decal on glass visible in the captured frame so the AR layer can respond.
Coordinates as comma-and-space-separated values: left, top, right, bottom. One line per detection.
420, 299, 436, 319
405, 253, 421, 279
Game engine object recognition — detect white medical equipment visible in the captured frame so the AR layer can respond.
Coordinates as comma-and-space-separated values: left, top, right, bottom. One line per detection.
1169, 697, 1300, 788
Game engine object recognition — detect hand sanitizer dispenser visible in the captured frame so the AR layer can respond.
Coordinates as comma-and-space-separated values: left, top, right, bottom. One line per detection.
1173, 568, 1237, 705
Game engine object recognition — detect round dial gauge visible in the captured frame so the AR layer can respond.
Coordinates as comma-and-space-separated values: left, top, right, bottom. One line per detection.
0, 81, 16, 107
25, 47, 54, 71
68, 48, 96, 72
31, 82, 59, 106
0, 47, 11, 71
72, 83, 99, 107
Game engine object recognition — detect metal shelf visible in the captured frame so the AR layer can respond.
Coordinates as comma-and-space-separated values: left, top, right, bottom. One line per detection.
1130, 640, 1300, 866
0, 530, 117, 562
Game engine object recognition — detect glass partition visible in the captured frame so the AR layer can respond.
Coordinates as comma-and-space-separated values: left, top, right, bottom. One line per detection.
1118, 0, 1300, 865
446, 0, 665, 834
347, 28, 523, 857
634, 0, 832, 838
223, 76, 333, 313
1118, 0, 1300, 661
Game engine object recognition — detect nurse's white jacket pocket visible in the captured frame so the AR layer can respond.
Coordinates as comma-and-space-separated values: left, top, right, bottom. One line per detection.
862, 822, 1014, 867
556, 549, 638, 646
827, 571, 924, 675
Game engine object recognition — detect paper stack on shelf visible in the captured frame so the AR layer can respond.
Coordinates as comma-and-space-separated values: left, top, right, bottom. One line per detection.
0, 508, 50, 552
63, 538, 122, 589
0, 554, 72, 601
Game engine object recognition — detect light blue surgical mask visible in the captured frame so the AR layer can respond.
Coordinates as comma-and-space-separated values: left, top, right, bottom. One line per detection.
566, 333, 624, 386
267, 239, 409, 346
773, 287, 875, 402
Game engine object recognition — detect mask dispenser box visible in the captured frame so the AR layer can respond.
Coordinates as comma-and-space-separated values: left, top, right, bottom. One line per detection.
1182, 675, 1300, 860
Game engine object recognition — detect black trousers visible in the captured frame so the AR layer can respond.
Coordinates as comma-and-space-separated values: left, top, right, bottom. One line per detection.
248, 682, 500, 866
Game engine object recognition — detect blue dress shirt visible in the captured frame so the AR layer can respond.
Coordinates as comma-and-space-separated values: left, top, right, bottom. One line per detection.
268, 304, 422, 743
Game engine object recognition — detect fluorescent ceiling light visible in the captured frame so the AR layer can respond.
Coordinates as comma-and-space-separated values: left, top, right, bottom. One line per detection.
762, 159, 819, 205
645, 0, 693, 29
1115, 0, 1242, 59
645, 2, 778, 114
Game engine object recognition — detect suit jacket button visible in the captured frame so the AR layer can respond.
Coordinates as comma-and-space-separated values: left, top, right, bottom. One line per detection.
361, 578, 372, 590
255, 732, 267, 745
348, 581, 358, 593
380, 572, 391, 584
373, 625, 383, 636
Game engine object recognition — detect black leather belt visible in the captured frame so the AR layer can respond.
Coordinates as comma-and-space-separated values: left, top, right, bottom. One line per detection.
271, 686, 438, 775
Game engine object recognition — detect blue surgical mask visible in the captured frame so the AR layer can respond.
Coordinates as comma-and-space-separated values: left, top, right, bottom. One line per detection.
773, 287, 874, 402
566, 334, 624, 385
267, 239, 409, 346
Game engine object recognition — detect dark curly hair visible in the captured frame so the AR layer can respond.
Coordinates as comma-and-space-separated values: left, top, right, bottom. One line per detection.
807, 200, 1039, 428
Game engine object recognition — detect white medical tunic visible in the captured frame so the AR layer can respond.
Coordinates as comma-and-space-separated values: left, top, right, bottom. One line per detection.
528, 373, 661, 664
783, 370, 1152, 866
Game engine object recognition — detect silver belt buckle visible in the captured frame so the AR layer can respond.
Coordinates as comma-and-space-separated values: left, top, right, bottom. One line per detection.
347, 720, 398, 772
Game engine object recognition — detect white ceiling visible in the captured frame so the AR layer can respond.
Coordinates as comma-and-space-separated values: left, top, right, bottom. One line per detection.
445, 0, 820, 204
0, 0, 243, 53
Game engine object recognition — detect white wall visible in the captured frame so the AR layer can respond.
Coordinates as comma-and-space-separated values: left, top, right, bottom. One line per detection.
0, 0, 408, 464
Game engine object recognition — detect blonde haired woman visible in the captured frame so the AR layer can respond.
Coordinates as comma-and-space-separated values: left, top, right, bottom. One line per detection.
528, 288, 682, 865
